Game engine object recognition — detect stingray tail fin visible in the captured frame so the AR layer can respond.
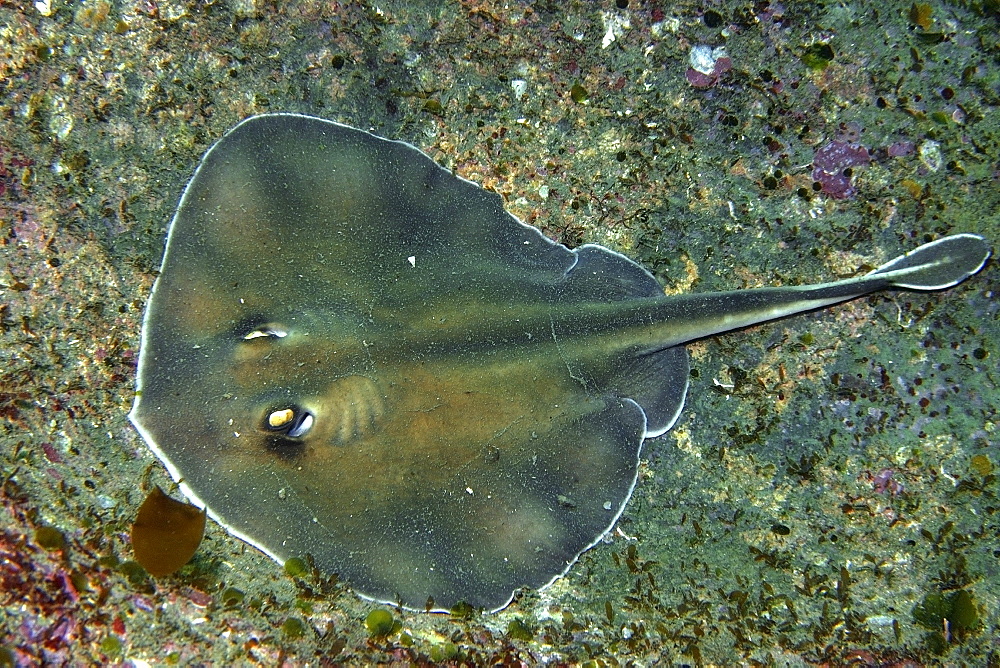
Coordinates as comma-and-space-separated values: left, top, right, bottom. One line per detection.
869, 233, 991, 291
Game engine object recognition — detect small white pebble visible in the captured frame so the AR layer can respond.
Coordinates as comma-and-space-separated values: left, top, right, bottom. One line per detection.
918, 140, 943, 172
689, 45, 727, 75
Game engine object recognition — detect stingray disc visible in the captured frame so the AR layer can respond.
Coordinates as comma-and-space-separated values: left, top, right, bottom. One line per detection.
130, 113, 991, 611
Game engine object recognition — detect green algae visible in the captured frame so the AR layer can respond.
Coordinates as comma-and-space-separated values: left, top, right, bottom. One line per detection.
506, 618, 534, 641
281, 616, 307, 640
364, 609, 396, 637
429, 642, 461, 662
913, 589, 981, 653
219, 586, 245, 608
447, 600, 477, 619
800, 43, 834, 71
117, 560, 149, 588
98, 635, 122, 658
283, 557, 308, 578
34, 525, 66, 551
970, 454, 992, 477
913, 589, 980, 634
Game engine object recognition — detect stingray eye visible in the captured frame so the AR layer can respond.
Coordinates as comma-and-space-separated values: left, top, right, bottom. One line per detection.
243, 324, 288, 341
264, 406, 314, 438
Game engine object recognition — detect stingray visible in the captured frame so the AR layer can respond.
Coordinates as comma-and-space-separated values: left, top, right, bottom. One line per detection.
129, 113, 990, 612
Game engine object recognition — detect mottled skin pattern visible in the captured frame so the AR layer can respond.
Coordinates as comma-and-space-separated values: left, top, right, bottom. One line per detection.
130, 114, 989, 611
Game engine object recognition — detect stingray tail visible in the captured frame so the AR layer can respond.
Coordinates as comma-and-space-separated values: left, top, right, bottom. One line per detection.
628, 233, 991, 349
867, 233, 991, 291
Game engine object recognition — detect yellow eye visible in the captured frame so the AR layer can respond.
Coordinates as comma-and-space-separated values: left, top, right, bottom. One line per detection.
268, 408, 295, 428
